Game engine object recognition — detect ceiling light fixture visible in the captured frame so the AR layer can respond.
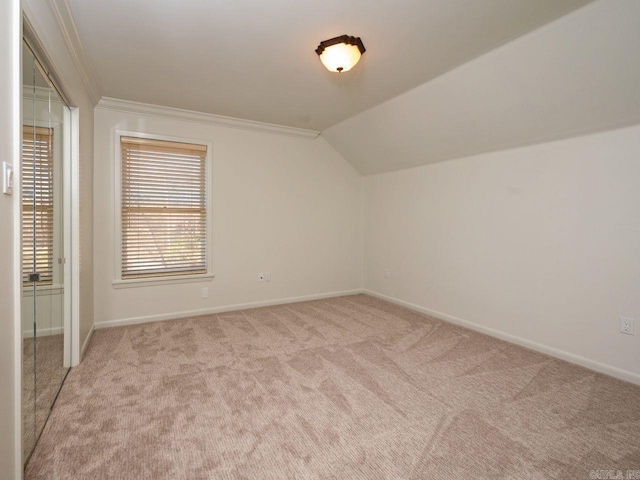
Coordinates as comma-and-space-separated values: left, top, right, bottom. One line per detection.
315, 35, 366, 73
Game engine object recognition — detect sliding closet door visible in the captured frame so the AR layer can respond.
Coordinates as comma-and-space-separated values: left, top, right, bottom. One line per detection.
22, 40, 70, 464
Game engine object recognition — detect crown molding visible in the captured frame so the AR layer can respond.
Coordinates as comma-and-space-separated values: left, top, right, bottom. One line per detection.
96, 97, 322, 140
46, 0, 101, 105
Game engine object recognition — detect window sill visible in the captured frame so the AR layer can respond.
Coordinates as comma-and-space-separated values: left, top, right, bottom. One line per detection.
23, 284, 64, 297
112, 273, 215, 289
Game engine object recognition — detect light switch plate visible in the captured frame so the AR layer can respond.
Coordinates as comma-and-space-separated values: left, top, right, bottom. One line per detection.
3, 162, 13, 195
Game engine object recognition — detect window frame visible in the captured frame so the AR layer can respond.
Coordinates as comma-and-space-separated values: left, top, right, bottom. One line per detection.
113, 130, 214, 288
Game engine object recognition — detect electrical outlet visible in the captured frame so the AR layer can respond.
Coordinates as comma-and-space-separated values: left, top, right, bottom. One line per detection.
201, 287, 209, 299
620, 317, 634, 335
258, 273, 264, 282
384, 269, 390, 279
265, 272, 271, 282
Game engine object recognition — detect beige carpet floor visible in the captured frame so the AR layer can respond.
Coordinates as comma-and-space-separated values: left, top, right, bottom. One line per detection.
25, 294, 640, 479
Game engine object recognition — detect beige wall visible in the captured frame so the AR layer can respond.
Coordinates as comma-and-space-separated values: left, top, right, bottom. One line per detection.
0, 0, 21, 477
93, 106, 363, 326
364, 125, 640, 383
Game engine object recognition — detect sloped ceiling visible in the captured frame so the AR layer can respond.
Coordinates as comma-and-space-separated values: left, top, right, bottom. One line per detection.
323, 0, 640, 174
67, 0, 592, 132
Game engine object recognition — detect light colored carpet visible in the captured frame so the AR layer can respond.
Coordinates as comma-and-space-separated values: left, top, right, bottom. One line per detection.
25, 294, 640, 479
23, 334, 68, 462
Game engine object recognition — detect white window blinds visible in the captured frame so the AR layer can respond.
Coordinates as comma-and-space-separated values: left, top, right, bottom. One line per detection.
120, 136, 208, 279
22, 126, 54, 285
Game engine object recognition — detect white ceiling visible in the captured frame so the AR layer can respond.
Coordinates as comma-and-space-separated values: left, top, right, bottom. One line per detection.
68, 0, 592, 132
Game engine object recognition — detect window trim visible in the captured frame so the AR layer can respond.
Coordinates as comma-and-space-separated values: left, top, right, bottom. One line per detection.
113, 130, 214, 288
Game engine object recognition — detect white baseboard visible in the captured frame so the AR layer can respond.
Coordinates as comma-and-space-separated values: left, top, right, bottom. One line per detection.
94, 289, 365, 330
22, 326, 64, 339
80, 324, 95, 360
363, 290, 640, 386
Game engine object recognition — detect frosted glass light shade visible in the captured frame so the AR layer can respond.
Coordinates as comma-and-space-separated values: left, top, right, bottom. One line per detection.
319, 43, 362, 73
316, 35, 366, 73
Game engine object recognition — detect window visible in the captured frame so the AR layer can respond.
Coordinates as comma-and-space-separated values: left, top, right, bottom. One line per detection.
120, 136, 208, 280
22, 126, 54, 285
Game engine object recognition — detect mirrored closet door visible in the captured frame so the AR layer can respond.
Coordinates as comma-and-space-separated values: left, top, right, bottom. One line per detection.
22, 40, 71, 464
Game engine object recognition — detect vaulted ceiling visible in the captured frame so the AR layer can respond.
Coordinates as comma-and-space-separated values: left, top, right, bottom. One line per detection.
68, 0, 592, 132
324, 0, 640, 173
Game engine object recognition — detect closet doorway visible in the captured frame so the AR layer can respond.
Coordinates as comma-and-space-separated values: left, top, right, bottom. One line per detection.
21, 39, 72, 465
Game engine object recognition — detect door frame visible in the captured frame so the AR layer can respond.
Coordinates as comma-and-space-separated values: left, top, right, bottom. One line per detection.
22, 19, 81, 368
67, 106, 80, 367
